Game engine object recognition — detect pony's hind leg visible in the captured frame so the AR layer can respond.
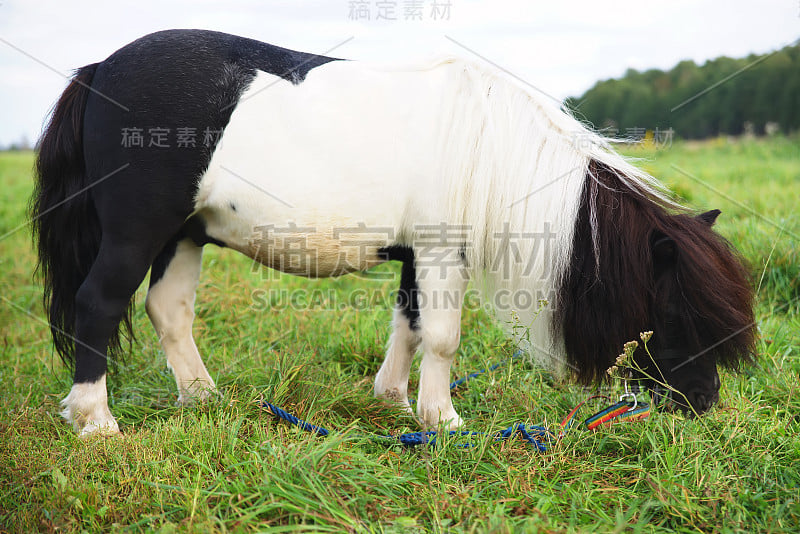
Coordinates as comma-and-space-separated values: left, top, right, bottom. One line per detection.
146, 237, 216, 404
62, 241, 156, 436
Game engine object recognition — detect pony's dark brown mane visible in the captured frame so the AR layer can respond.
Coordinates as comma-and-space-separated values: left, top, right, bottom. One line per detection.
554, 160, 756, 384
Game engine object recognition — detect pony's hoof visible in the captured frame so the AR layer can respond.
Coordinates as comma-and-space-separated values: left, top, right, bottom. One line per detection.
375, 387, 413, 415
61, 379, 120, 437
442, 415, 464, 431
78, 419, 121, 438
176, 384, 218, 406
417, 406, 463, 431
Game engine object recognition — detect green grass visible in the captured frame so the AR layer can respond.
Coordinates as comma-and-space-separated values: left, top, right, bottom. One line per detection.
1, 137, 798, 532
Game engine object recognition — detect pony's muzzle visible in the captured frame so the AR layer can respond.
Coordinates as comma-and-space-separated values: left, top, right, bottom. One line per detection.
647, 381, 720, 416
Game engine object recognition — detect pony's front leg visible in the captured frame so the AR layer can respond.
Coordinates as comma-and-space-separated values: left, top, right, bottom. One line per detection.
375, 307, 421, 413
375, 248, 422, 413
415, 250, 468, 430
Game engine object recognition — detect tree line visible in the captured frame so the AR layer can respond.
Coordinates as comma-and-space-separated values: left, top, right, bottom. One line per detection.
565, 44, 800, 139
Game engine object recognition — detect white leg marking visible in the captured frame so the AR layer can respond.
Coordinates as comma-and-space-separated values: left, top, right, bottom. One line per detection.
146, 239, 216, 404
415, 249, 468, 430
375, 307, 421, 414
61, 374, 120, 437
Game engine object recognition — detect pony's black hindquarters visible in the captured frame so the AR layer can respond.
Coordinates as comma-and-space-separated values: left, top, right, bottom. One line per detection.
33, 30, 338, 435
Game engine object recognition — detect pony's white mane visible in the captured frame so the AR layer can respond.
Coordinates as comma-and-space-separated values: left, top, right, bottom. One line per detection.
418, 56, 676, 372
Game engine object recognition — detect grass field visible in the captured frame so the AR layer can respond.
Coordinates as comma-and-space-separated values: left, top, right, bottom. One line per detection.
0, 137, 798, 532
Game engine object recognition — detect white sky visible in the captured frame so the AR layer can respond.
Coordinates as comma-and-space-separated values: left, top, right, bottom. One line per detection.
0, 0, 798, 147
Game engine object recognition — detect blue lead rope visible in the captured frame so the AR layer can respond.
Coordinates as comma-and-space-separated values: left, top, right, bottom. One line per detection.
263, 402, 329, 437
447, 357, 515, 389
263, 352, 554, 451
263, 402, 552, 452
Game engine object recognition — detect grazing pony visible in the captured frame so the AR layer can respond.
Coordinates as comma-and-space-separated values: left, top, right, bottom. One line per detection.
32, 30, 755, 436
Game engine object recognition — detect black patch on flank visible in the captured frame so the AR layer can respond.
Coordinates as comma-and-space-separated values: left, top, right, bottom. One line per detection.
379, 245, 420, 330
229, 202, 237, 212
149, 215, 225, 288
149, 238, 179, 288
183, 215, 226, 248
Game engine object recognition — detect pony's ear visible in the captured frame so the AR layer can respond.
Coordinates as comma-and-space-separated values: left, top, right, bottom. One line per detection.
652, 233, 676, 268
697, 209, 721, 227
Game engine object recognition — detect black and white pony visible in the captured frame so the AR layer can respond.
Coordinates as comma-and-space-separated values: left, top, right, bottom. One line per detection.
33, 30, 756, 436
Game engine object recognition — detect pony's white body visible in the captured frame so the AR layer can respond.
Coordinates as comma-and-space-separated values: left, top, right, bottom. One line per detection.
187, 57, 640, 428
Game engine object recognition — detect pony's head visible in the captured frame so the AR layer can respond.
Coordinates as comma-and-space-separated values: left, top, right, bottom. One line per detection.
556, 161, 756, 415
635, 208, 756, 413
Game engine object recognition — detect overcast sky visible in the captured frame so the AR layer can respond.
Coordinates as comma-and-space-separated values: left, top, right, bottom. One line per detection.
0, 0, 798, 147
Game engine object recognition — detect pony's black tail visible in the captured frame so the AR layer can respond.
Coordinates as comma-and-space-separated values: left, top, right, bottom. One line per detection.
31, 63, 132, 370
